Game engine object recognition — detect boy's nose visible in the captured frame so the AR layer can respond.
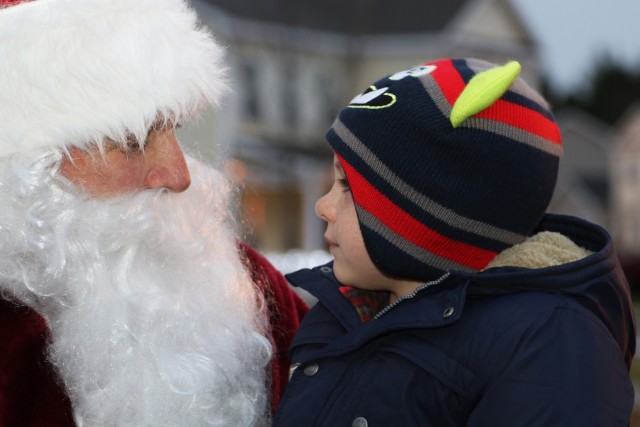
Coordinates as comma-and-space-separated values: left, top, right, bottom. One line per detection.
315, 191, 334, 223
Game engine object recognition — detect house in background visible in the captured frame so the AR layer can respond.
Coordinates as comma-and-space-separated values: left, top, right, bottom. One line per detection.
541, 104, 640, 288
548, 108, 612, 228
609, 105, 640, 284
178, 0, 542, 254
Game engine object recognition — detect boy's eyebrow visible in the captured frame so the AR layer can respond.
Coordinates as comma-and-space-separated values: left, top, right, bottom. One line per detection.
333, 155, 342, 169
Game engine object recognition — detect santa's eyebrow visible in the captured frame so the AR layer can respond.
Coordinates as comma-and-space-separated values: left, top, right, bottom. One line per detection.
149, 117, 182, 132
112, 118, 179, 151
149, 119, 167, 131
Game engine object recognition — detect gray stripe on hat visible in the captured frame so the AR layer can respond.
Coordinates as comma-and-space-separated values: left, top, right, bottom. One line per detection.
357, 207, 477, 273
418, 68, 562, 157
465, 58, 551, 110
463, 117, 564, 157
333, 118, 525, 245
419, 73, 452, 116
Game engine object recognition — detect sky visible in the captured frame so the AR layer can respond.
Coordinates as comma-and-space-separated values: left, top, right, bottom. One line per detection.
510, 0, 640, 95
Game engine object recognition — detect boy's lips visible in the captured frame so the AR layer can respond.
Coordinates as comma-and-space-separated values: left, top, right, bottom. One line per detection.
324, 236, 338, 248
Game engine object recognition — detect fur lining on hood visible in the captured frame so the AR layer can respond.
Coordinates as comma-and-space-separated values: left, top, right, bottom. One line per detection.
485, 231, 594, 270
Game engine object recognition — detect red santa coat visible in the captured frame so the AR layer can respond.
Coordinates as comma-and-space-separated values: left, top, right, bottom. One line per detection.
0, 243, 308, 426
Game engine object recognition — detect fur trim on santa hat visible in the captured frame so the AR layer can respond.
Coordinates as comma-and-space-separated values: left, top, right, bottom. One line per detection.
0, 0, 228, 156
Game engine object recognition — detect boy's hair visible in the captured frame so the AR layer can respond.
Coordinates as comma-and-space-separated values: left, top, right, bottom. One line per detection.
326, 58, 562, 281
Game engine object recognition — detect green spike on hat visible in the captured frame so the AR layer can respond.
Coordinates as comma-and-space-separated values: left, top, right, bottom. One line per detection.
450, 61, 521, 128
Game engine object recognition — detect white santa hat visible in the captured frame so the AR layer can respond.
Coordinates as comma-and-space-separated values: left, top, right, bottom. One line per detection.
0, 0, 227, 157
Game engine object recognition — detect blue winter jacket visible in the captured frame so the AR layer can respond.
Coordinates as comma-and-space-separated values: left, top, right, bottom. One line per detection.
273, 215, 636, 426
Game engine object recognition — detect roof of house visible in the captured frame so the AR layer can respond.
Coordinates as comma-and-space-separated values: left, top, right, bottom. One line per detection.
202, 0, 468, 35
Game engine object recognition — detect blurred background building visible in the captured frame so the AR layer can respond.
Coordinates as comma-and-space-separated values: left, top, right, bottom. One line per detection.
180, 0, 539, 253
176, 0, 640, 285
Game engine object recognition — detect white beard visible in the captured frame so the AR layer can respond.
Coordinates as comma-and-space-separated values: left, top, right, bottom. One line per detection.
0, 151, 272, 426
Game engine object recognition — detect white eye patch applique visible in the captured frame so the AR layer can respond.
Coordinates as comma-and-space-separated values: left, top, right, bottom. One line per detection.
347, 64, 437, 109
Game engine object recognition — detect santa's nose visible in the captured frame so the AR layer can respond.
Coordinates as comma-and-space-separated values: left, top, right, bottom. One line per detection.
144, 130, 191, 192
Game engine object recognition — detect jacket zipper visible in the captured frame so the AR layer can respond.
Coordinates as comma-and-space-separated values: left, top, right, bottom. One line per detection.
373, 272, 451, 320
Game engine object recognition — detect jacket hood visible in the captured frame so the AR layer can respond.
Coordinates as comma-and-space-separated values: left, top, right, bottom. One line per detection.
465, 214, 636, 367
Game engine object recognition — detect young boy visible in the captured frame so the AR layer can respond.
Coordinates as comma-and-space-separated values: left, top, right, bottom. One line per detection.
273, 58, 636, 426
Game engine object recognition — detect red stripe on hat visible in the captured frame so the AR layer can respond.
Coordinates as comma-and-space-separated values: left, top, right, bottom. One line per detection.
477, 100, 562, 144
339, 155, 497, 270
429, 59, 466, 105
428, 59, 561, 145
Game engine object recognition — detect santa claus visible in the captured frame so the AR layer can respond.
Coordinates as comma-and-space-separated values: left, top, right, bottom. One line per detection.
0, 0, 307, 425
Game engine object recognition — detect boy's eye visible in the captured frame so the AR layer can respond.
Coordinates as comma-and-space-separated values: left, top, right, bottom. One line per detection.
338, 178, 351, 192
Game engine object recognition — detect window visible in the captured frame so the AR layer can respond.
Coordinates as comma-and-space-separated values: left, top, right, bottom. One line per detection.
240, 61, 260, 120
281, 61, 298, 128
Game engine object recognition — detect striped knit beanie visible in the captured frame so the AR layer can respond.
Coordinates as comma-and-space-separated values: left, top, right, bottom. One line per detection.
326, 58, 562, 281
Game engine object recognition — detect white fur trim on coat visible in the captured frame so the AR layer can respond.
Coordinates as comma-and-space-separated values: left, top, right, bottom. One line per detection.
0, 0, 227, 156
